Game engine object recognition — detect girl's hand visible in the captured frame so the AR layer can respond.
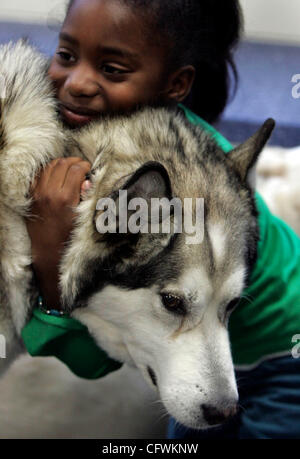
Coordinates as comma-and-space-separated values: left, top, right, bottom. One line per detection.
26, 157, 92, 310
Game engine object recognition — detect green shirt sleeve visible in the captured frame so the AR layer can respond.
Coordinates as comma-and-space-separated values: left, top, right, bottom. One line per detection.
22, 308, 122, 379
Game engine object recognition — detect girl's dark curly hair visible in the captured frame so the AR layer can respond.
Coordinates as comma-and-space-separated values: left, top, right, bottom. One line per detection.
66, 0, 243, 123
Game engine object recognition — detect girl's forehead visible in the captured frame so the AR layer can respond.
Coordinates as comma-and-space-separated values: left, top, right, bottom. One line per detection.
61, 0, 168, 62
65, 0, 148, 43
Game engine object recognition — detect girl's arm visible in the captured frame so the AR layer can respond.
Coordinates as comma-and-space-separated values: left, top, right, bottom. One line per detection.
25, 157, 91, 310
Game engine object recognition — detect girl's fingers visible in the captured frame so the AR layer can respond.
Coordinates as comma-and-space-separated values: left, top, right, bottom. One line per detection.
47, 157, 83, 190
81, 179, 92, 194
28, 157, 92, 212
62, 160, 92, 204
29, 157, 88, 198
32, 158, 63, 190
29, 158, 73, 194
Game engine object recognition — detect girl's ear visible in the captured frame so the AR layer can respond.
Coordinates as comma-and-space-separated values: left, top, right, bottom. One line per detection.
163, 65, 195, 103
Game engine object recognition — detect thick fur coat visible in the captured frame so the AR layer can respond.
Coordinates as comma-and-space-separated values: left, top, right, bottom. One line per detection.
0, 40, 279, 428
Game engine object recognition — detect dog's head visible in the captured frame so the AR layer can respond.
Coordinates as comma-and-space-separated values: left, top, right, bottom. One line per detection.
60, 109, 274, 429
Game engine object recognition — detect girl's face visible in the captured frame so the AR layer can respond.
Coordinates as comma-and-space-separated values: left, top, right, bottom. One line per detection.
48, 0, 171, 128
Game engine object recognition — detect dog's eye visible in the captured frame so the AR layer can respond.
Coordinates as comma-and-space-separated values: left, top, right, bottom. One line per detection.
161, 293, 186, 316
226, 297, 240, 313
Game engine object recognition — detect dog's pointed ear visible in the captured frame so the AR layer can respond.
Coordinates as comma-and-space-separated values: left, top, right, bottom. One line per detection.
123, 161, 172, 201
227, 119, 275, 185
95, 161, 172, 236
114, 161, 172, 232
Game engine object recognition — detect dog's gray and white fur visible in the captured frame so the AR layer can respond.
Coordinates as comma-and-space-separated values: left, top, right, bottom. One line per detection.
0, 41, 275, 429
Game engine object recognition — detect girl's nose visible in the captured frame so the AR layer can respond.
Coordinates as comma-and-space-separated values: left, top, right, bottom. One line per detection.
65, 66, 100, 98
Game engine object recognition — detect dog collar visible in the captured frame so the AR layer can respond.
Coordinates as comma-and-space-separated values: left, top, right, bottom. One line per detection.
21, 308, 122, 379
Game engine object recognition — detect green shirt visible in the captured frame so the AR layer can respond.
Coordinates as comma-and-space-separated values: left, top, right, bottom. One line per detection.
181, 104, 300, 367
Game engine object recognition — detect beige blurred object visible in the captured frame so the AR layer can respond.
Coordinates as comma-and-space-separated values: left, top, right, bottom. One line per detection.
256, 145, 300, 236
0, 354, 167, 439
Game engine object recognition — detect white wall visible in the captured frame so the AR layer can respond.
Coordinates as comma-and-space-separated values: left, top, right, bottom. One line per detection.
0, 0, 66, 24
240, 0, 300, 45
1, 0, 300, 45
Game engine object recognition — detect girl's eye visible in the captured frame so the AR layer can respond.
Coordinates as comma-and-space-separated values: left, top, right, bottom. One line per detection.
56, 51, 75, 63
102, 64, 128, 75
160, 293, 186, 316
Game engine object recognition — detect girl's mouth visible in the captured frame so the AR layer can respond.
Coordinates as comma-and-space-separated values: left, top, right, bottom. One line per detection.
60, 104, 100, 127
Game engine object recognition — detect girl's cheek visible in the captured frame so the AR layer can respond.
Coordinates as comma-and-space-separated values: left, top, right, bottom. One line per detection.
47, 57, 56, 79
48, 60, 64, 85
48, 72, 65, 103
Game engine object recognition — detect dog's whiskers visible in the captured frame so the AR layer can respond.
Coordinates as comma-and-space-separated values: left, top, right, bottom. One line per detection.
151, 399, 164, 406
158, 411, 171, 425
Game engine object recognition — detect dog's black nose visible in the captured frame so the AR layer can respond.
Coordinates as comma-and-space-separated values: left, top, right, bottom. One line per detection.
202, 402, 238, 426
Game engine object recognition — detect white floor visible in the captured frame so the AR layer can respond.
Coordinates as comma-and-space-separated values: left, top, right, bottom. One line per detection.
0, 354, 167, 439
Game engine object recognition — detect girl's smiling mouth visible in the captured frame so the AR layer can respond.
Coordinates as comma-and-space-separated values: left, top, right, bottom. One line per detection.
60, 103, 100, 127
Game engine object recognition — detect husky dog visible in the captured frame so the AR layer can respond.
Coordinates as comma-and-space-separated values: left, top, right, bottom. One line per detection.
0, 41, 275, 429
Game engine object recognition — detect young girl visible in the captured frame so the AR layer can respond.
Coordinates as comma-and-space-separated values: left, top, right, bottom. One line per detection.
27, 0, 240, 312
25, 0, 300, 439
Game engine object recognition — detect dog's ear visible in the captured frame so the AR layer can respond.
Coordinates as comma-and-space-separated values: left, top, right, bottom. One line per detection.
95, 161, 172, 236
227, 119, 275, 186
122, 161, 172, 202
